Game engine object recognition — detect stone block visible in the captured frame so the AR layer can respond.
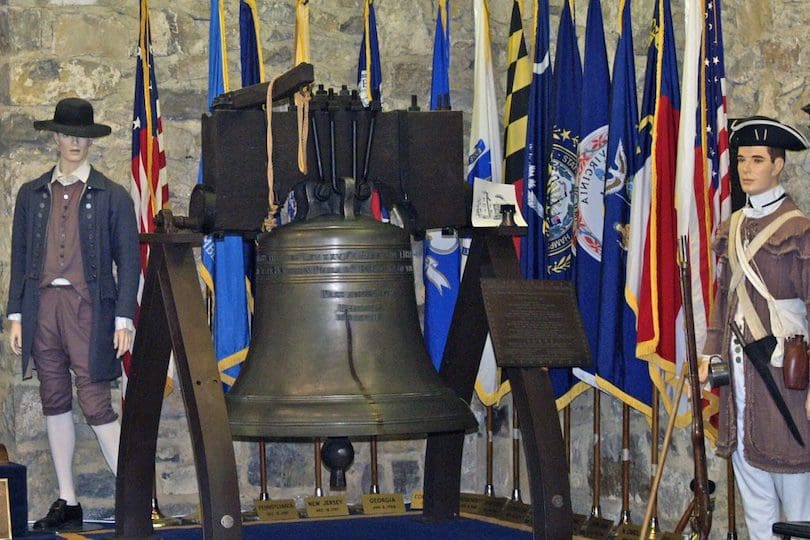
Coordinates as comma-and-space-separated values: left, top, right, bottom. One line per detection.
0, 8, 43, 53
10, 59, 121, 106
52, 13, 127, 59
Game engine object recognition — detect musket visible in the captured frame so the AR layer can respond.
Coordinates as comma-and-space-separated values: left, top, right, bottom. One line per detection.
677, 236, 713, 539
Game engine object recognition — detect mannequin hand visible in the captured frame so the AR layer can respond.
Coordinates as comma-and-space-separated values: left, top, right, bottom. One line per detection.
9, 321, 21, 355
114, 328, 133, 358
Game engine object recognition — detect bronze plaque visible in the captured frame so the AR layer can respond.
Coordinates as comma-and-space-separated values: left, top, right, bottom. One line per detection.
458, 493, 487, 515
502, 500, 532, 524
578, 515, 615, 539
361, 493, 406, 515
255, 499, 300, 521
304, 495, 349, 518
480, 279, 591, 369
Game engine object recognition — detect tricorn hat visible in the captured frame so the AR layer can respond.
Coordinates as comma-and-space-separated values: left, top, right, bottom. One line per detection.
729, 116, 809, 151
34, 97, 111, 138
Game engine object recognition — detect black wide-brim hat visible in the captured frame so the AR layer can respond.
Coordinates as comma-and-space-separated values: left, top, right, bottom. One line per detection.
730, 116, 810, 151
33, 97, 111, 138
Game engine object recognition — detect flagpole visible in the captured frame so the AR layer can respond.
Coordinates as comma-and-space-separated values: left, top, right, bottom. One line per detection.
589, 389, 602, 520
511, 404, 521, 502
484, 405, 495, 496
369, 437, 380, 494
314, 439, 324, 496
619, 403, 631, 524
258, 441, 269, 501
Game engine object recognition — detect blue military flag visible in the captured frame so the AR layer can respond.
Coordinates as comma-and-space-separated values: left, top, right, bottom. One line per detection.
594, 0, 652, 410
357, 0, 382, 107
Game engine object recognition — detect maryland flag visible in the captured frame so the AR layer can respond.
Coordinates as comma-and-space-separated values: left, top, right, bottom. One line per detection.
502, 0, 531, 186
129, 0, 171, 394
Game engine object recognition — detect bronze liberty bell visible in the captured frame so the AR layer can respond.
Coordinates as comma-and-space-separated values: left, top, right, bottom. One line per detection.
225, 214, 476, 480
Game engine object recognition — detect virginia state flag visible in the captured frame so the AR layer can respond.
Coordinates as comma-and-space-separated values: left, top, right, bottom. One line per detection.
423, 0, 458, 370
357, 0, 382, 107
469, 0, 508, 406
572, 0, 609, 387
519, 0, 552, 280
200, 0, 252, 391
593, 0, 652, 410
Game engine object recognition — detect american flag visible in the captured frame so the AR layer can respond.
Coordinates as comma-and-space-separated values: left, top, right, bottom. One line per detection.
128, 0, 169, 385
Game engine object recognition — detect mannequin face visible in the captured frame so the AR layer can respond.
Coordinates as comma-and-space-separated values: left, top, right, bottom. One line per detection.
54, 132, 92, 174
736, 145, 784, 196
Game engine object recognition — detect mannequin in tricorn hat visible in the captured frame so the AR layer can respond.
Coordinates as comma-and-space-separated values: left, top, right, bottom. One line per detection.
6, 97, 139, 531
700, 116, 810, 538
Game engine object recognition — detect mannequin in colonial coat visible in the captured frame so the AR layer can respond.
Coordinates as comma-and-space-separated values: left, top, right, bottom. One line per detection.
6, 97, 139, 531
701, 116, 810, 539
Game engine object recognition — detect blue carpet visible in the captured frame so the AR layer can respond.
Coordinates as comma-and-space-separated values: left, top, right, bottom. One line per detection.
71, 514, 532, 539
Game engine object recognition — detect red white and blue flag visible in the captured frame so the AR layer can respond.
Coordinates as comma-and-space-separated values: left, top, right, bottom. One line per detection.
129, 0, 169, 389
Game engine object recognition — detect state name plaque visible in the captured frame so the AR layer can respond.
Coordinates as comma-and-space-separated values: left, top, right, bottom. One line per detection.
480, 279, 591, 369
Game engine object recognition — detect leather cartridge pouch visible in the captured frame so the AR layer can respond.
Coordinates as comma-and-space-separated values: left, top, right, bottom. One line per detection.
782, 335, 809, 390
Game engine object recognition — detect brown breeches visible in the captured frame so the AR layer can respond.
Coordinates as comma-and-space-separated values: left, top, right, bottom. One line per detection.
32, 286, 117, 425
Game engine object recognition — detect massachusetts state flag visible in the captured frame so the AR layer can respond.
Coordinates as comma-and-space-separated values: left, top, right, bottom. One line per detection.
130, 0, 170, 393
468, 0, 508, 406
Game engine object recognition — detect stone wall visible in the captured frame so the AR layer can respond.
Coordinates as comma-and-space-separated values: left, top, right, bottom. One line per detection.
0, 0, 808, 535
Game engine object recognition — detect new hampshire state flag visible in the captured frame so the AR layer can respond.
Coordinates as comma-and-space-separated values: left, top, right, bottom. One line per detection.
547, 0, 585, 405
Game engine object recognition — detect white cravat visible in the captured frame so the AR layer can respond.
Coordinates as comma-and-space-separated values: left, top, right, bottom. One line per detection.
742, 184, 786, 219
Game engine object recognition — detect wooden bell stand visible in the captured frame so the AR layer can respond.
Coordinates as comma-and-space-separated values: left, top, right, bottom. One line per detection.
422, 225, 589, 539
114, 62, 581, 538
